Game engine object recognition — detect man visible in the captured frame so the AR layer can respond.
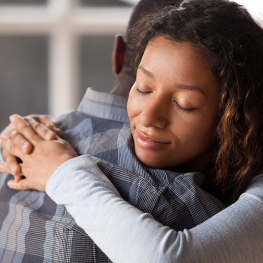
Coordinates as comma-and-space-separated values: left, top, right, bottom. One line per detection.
0, 0, 224, 262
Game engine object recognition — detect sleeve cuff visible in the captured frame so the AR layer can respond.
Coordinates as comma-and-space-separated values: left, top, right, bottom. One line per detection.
46, 154, 120, 200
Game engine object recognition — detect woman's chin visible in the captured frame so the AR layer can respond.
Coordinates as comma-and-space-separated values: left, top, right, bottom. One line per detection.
135, 148, 174, 170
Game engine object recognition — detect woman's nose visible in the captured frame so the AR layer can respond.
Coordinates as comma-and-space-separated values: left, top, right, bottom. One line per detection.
140, 98, 168, 129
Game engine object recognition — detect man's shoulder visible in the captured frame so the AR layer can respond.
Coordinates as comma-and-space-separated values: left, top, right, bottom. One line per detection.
55, 89, 130, 156
59, 88, 129, 126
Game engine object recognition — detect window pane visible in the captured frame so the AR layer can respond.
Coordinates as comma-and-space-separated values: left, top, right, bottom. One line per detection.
80, 36, 116, 97
0, 0, 47, 5
0, 36, 48, 131
80, 0, 131, 7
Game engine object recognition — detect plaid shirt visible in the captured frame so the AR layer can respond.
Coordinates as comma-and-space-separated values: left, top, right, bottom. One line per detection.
0, 88, 225, 263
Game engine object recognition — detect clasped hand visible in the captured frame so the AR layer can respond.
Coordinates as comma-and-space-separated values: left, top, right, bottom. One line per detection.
0, 114, 78, 192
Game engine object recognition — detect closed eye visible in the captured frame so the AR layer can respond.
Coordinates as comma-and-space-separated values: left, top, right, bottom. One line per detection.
136, 87, 152, 95
174, 100, 194, 113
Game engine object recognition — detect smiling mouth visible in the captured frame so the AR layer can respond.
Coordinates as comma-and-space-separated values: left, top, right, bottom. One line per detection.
135, 130, 170, 149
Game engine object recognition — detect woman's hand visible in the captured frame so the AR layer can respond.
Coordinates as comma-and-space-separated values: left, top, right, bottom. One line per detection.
1, 114, 63, 182
0, 114, 77, 192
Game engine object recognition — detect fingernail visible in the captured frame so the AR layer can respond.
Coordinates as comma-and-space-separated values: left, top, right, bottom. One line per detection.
0, 164, 3, 170
7, 180, 14, 187
22, 143, 29, 153
45, 133, 52, 140
0, 137, 2, 144
10, 115, 15, 123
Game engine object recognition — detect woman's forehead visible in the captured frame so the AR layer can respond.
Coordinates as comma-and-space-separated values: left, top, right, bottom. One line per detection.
145, 36, 210, 68
139, 36, 219, 96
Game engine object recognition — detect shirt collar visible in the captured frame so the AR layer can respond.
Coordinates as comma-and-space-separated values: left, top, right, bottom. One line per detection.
78, 88, 129, 123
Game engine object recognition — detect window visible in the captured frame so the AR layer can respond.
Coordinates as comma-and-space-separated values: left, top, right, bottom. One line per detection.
0, 0, 137, 130
0, 0, 261, 130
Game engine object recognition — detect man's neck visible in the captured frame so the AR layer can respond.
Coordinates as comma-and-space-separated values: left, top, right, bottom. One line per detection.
110, 68, 135, 98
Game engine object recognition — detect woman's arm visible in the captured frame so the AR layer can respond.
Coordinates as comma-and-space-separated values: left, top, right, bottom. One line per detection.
1, 115, 262, 262
47, 155, 263, 263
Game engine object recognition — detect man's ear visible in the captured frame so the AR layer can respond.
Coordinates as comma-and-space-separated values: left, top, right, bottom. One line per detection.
112, 34, 126, 76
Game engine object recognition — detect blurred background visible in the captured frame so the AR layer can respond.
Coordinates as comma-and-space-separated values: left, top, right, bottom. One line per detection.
0, 0, 138, 130
0, 0, 262, 130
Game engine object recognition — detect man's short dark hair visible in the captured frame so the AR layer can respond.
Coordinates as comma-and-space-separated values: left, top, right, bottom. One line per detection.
124, 0, 183, 70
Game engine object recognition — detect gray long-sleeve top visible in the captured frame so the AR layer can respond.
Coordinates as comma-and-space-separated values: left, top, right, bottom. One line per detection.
47, 154, 263, 263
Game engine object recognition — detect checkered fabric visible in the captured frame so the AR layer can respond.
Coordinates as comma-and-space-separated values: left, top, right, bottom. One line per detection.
0, 88, 225, 262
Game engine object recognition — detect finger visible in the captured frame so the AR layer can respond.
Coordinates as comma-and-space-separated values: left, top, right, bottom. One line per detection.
2, 123, 33, 154
35, 118, 63, 138
25, 115, 63, 139
46, 123, 63, 138
7, 178, 31, 191
2, 123, 15, 139
28, 114, 57, 129
45, 123, 56, 132
14, 175, 25, 183
0, 161, 22, 176
2, 152, 21, 175
9, 130, 33, 154
9, 114, 44, 144
0, 136, 24, 160
26, 118, 58, 141
35, 114, 55, 126
0, 162, 12, 174
54, 127, 63, 138
2, 148, 12, 161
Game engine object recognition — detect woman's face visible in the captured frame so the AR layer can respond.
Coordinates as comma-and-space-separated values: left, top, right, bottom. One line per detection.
127, 36, 221, 172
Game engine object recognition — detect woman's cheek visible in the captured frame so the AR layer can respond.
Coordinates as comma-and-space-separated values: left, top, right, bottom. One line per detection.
128, 91, 138, 119
128, 94, 143, 120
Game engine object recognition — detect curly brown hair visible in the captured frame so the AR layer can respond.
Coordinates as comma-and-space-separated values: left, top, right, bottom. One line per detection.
131, 0, 263, 199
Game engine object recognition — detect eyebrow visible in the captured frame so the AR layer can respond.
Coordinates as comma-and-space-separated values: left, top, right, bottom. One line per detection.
138, 65, 155, 79
174, 83, 205, 96
138, 65, 205, 96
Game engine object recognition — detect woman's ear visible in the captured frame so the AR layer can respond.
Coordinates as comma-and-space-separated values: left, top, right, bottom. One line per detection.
112, 34, 126, 76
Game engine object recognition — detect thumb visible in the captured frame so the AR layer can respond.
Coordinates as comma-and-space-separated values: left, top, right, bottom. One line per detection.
7, 178, 31, 191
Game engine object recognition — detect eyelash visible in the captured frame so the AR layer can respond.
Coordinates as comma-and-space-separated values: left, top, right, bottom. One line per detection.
136, 87, 194, 113
174, 101, 194, 113
136, 87, 151, 95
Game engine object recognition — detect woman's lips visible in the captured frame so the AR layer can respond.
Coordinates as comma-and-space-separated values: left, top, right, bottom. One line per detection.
135, 130, 170, 150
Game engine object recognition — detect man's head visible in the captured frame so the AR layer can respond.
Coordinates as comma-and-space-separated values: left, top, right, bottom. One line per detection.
111, 0, 183, 98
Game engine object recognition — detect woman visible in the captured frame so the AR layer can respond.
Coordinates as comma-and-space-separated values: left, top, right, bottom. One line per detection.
1, 0, 263, 262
